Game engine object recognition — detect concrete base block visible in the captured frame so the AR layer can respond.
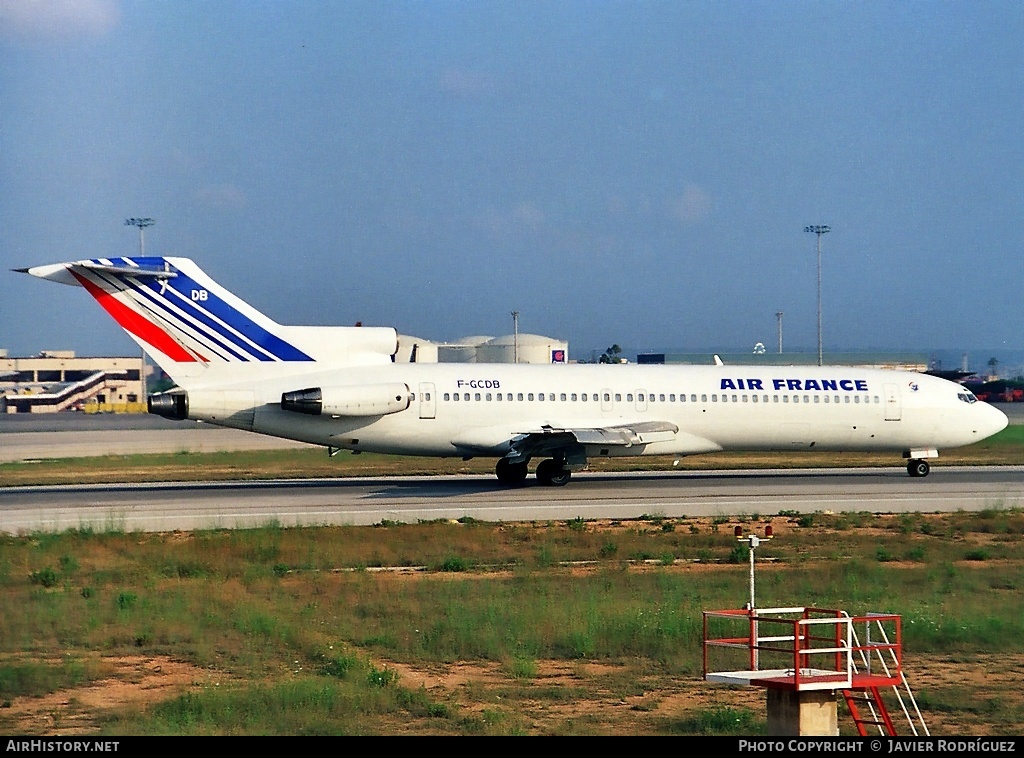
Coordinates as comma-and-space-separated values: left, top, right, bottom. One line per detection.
766, 688, 839, 736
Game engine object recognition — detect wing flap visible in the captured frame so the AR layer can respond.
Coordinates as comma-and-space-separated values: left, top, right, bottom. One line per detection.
506, 420, 680, 461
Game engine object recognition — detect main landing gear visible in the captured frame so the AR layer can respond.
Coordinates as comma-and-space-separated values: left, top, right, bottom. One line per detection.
907, 459, 930, 478
535, 458, 572, 487
494, 457, 572, 486
495, 457, 528, 485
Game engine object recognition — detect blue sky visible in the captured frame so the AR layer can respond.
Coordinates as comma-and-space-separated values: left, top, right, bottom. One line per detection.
2, 1, 1022, 364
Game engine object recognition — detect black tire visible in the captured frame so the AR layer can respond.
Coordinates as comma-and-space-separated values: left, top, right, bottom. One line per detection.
495, 458, 528, 485
536, 458, 572, 487
907, 459, 930, 478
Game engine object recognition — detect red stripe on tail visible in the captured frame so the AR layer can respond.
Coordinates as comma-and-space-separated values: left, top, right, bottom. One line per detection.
72, 270, 205, 363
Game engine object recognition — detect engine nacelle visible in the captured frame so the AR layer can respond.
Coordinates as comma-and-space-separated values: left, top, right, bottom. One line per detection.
281, 383, 411, 417
148, 391, 188, 420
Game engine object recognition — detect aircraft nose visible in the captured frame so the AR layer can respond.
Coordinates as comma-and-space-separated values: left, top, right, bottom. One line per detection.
978, 402, 1009, 439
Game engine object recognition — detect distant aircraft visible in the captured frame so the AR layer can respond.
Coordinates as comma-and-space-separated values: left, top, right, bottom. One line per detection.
18, 257, 1008, 485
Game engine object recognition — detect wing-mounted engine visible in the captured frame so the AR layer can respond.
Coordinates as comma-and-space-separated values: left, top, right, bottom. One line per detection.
281, 383, 412, 417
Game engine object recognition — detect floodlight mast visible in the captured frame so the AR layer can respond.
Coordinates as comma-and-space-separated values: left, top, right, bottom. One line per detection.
125, 218, 155, 256
804, 225, 830, 366
511, 311, 520, 364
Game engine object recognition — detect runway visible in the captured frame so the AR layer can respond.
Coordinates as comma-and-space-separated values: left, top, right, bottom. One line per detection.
1, 402, 1021, 463
1, 467, 1021, 534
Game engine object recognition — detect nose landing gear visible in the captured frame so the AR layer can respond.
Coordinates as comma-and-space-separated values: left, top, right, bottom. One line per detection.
907, 459, 930, 477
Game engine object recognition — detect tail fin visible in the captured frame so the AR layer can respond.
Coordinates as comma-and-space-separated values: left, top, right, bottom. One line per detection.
19, 257, 397, 387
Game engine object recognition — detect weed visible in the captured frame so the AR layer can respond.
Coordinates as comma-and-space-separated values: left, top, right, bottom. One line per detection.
30, 567, 58, 588
366, 664, 396, 687
599, 541, 618, 558
439, 556, 468, 572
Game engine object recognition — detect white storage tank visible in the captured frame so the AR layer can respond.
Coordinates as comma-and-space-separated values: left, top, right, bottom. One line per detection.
476, 334, 568, 364
437, 336, 493, 364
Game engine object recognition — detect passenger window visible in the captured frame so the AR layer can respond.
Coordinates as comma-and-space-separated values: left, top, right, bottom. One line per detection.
752, 395, 758, 403
669, 394, 676, 402
615, 394, 622, 402
560, 393, 567, 401
453, 393, 459, 402
549, 393, 555, 401
475, 393, 481, 401
517, 393, 524, 401
692, 394, 698, 402
627, 394, 634, 402
581, 393, 588, 402
813, 396, 819, 403
604, 393, 611, 402
571, 393, 577, 401
529, 393, 535, 401
486, 393, 492, 401
444, 393, 450, 401
496, 393, 502, 401
701, 394, 707, 402
464, 393, 470, 401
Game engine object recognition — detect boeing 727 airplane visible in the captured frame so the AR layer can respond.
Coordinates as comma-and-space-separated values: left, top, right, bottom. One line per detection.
18, 257, 1008, 486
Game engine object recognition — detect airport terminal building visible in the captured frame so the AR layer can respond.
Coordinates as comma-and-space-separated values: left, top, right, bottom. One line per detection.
1, 350, 146, 414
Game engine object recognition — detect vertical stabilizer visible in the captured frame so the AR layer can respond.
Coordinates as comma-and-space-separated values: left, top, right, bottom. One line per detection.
20, 257, 397, 387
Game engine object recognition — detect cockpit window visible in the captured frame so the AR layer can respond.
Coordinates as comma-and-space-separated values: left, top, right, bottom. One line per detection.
957, 391, 978, 404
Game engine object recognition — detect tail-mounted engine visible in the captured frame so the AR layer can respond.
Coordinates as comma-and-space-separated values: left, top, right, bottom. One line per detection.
281, 383, 411, 417
148, 391, 189, 420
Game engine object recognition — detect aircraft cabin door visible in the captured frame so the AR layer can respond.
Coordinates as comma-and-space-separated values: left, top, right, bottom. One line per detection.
883, 383, 901, 421
419, 382, 436, 419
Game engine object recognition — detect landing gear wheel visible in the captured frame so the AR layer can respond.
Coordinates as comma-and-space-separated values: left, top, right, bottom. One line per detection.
907, 459, 930, 478
495, 458, 528, 485
536, 458, 572, 487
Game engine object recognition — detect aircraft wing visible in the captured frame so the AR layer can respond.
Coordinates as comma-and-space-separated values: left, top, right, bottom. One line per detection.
505, 420, 680, 464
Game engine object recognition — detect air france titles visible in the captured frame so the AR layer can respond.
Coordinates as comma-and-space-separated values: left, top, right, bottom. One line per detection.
721, 378, 869, 392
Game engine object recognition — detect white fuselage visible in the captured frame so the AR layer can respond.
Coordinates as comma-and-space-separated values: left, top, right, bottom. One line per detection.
187, 363, 1008, 461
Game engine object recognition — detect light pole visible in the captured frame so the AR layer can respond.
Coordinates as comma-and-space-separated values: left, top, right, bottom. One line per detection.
125, 218, 155, 255
124, 218, 154, 402
775, 311, 784, 354
511, 311, 520, 364
804, 225, 830, 366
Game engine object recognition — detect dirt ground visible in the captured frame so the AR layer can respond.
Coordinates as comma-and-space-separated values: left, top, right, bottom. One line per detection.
2, 650, 1020, 736
3, 514, 1021, 735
